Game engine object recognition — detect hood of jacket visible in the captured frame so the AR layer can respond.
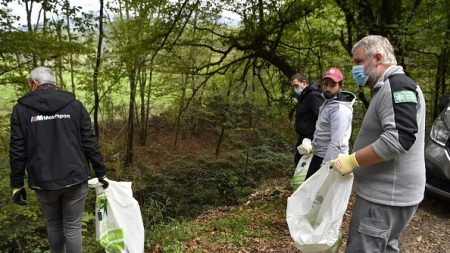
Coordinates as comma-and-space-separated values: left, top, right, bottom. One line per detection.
322, 91, 356, 108
295, 85, 321, 100
18, 84, 75, 113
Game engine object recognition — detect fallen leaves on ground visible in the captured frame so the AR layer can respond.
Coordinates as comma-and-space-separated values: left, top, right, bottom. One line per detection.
153, 178, 450, 252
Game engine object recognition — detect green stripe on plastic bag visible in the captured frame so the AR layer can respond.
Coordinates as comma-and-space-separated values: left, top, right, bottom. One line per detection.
100, 228, 125, 253
291, 174, 306, 190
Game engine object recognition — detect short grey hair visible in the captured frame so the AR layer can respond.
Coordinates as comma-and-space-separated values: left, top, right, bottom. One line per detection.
28, 66, 56, 85
351, 35, 397, 65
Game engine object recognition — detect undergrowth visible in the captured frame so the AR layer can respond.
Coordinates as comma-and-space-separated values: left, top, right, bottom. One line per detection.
145, 181, 288, 252
0, 102, 295, 252
139, 145, 291, 220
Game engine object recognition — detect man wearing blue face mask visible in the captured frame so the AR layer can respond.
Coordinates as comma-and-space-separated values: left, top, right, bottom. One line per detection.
290, 73, 324, 166
332, 35, 426, 253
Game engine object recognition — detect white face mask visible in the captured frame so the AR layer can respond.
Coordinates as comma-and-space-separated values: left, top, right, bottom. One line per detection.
294, 87, 303, 95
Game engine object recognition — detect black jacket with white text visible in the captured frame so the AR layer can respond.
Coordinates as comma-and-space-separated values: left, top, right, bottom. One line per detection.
10, 85, 106, 190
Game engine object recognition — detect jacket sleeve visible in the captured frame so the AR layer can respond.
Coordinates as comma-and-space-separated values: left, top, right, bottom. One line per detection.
80, 103, 106, 178
372, 76, 419, 161
10, 105, 27, 188
323, 105, 353, 163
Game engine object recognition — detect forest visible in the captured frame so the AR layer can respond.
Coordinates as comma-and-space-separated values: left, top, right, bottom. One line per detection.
0, 0, 449, 252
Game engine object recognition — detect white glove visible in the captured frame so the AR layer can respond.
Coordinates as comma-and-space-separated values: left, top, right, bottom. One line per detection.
297, 138, 313, 155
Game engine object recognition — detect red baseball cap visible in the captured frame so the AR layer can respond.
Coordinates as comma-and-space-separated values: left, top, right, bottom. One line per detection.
322, 67, 343, 82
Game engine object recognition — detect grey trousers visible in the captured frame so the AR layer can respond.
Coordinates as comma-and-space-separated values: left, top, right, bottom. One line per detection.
35, 182, 88, 253
345, 195, 418, 253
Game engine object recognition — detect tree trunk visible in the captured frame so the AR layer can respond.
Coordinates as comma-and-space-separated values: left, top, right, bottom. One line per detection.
25, 0, 37, 67
65, 0, 76, 93
173, 73, 187, 147
125, 68, 137, 166
141, 62, 154, 146
40, 0, 48, 66
253, 49, 296, 78
93, 0, 104, 138
173, 7, 198, 147
215, 77, 233, 157
56, 24, 65, 90
138, 66, 147, 145
433, 5, 450, 118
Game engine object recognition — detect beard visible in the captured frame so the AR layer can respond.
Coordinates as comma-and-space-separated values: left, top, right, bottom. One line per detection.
324, 91, 338, 99
365, 62, 379, 87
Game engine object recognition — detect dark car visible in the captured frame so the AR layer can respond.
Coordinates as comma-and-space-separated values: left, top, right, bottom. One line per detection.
424, 96, 450, 201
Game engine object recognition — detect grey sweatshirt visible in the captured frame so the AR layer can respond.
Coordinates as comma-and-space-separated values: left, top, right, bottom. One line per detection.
313, 91, 356, 163
353, 65, 426, 206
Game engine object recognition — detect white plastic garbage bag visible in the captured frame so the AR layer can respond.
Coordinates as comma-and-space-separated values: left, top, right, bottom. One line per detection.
286, 163, 353, 253
88, 178, 145, 253
291, 154, 313, 190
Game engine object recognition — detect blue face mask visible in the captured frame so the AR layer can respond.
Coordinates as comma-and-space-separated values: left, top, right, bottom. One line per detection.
352, 65, 369, 86
294, 87, 303, 96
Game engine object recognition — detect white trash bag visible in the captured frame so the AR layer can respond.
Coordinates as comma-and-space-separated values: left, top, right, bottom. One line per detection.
88, 178, 145, 253
291, 154, 313, 190
286, 163, 353, 253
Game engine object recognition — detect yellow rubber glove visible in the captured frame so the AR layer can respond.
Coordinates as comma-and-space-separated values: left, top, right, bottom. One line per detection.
332, 153, 359, 176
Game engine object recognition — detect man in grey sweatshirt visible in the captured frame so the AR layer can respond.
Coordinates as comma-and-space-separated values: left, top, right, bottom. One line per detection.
300, 67, 356, 179
333, 35, 426, 252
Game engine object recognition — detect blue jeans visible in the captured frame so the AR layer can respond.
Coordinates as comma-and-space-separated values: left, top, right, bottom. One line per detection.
35, 182, 88, 253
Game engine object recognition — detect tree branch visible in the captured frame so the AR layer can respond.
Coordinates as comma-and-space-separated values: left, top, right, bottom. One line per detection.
194, 45, 234, 72
167, 0, 200, 52
194, 25, 232, 39
179, 42, 229, 54
149, 0, 191, 63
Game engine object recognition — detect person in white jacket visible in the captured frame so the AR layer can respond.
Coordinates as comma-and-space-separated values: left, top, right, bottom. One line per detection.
299, 67, 356, 179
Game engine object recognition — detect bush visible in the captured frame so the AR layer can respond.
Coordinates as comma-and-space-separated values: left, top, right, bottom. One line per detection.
139, 144, 291, 221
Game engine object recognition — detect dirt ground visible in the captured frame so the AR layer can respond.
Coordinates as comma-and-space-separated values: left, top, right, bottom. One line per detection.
130, 124, 449, 253
259, 192, 450, 253
190, 186, 450, 253
338, 193, 450, 253
397, 194, 450, 252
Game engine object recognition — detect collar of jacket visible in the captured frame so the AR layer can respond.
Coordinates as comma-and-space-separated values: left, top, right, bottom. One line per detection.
36, 83, 59, 90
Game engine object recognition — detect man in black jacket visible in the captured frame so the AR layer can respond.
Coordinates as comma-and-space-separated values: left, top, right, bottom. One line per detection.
290, 73, 324, 165
10, 66, 108, 253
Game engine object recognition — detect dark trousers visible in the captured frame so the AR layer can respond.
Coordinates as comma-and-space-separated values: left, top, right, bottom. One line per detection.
345, 195, 418, 253
35, 182, 88, 253
305, 154, 324, 180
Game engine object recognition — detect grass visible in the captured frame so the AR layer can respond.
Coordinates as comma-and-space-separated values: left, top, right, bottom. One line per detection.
144, 179, 290, 252
0, 80, 296, 252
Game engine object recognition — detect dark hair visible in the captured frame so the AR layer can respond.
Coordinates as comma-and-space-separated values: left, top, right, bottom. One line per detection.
290, 73, 308, 83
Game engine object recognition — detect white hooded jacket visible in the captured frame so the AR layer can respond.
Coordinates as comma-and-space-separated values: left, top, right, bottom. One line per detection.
312, 91, 356, 163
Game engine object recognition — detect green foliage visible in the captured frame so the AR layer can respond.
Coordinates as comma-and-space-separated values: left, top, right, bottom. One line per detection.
1, 0, 449, 251
140, 141, 290, 220
142, 197, 170, 226
144, 190, 283, 251
0, 167, 48, 251
146, 218, 199, 252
